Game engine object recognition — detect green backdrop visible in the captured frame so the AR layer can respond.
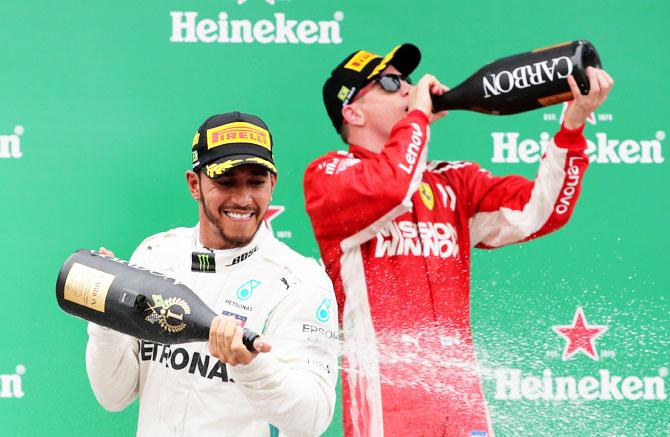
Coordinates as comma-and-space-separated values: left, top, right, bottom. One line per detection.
1, 0, 668, 435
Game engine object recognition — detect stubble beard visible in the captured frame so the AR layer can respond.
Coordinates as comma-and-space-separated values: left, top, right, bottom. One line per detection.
199, 186, 262, 249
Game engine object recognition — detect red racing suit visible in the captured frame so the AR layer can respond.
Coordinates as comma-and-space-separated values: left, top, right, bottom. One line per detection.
303, 110, 588, 437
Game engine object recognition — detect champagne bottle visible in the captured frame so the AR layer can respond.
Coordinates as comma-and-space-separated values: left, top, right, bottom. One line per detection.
432, 40, 601, 115
55, 249, 260, 351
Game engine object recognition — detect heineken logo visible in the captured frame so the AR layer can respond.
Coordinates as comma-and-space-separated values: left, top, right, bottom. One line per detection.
0, 365, 25, 399
491, 106, 666, 165
493, 306, 669, 402
169, 11, 344, 45
552, 306, 608, 361
192, 252, 216, 272
494, 368, 668, 401
145, 294, 191, 333
0, 125, 24, 159
263, 205, 285, 233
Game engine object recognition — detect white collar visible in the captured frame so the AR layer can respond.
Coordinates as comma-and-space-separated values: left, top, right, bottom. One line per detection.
192, 223, 271, 269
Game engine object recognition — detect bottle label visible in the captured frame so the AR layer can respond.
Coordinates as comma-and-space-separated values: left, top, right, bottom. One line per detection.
63, 263, 114, 313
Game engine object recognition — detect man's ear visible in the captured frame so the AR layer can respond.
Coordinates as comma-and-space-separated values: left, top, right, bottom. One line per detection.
342, 104, 365, 127
186, 170, 200, 201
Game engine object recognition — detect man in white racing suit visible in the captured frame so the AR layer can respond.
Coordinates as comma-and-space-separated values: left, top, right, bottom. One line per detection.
86, 112, 338, 437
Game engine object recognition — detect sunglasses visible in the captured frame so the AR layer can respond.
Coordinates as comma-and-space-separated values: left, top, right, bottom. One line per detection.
376, 74, 413, 92
352, 74, 412, 102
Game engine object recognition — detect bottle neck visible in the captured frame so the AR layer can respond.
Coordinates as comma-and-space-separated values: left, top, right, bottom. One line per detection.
431, 82, 471, 112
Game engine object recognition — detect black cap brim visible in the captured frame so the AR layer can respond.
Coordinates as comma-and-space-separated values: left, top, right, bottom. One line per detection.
366, 43, 421, 82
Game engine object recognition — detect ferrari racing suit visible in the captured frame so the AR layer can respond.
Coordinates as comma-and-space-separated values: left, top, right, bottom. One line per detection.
303, 109, 589, 437
86, 224, 338, 437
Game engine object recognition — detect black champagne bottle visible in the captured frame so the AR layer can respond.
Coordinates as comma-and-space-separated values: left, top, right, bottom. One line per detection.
432, 40, 601, 115
56, 249, 260, 350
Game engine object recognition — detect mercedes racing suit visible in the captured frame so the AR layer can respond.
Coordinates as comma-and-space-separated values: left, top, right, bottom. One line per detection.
303, 109, 588, 437
86, 224, 338, 437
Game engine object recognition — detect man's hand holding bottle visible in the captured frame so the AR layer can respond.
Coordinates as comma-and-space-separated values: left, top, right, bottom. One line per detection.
564, 66, 614, 129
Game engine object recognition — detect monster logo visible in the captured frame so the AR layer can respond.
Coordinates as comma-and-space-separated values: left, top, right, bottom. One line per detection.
191, 252, 216, 272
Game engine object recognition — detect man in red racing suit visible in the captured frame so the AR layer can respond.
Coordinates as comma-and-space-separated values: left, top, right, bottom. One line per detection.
303, 43, 613, 436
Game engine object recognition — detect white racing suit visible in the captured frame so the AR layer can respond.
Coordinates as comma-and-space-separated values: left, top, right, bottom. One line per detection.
86, 224, 338, 437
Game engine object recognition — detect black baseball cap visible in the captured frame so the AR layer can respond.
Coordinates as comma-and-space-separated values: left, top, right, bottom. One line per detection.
191, 112, 277, 178
323, 43, 421, 132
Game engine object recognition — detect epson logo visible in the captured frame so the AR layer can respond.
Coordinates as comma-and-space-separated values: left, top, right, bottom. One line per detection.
0, 125, 24, 159
1, 365, 26, 399
302, 323, 338, 340
170, 11, 344, 45
483, 57, 573, 98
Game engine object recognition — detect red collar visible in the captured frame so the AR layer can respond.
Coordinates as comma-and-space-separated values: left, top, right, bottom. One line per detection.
348, 143, 378, 159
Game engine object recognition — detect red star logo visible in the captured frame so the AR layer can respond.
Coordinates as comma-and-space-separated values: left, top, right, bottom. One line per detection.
263, 205, 285, 232
553, 307, 608, 361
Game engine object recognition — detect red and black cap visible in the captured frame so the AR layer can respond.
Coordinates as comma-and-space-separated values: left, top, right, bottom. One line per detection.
191, 112, 277, 178
322, 43, 421, 132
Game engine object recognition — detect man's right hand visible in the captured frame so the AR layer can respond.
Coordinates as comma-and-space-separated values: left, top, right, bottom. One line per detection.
408, 74, 449, 123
